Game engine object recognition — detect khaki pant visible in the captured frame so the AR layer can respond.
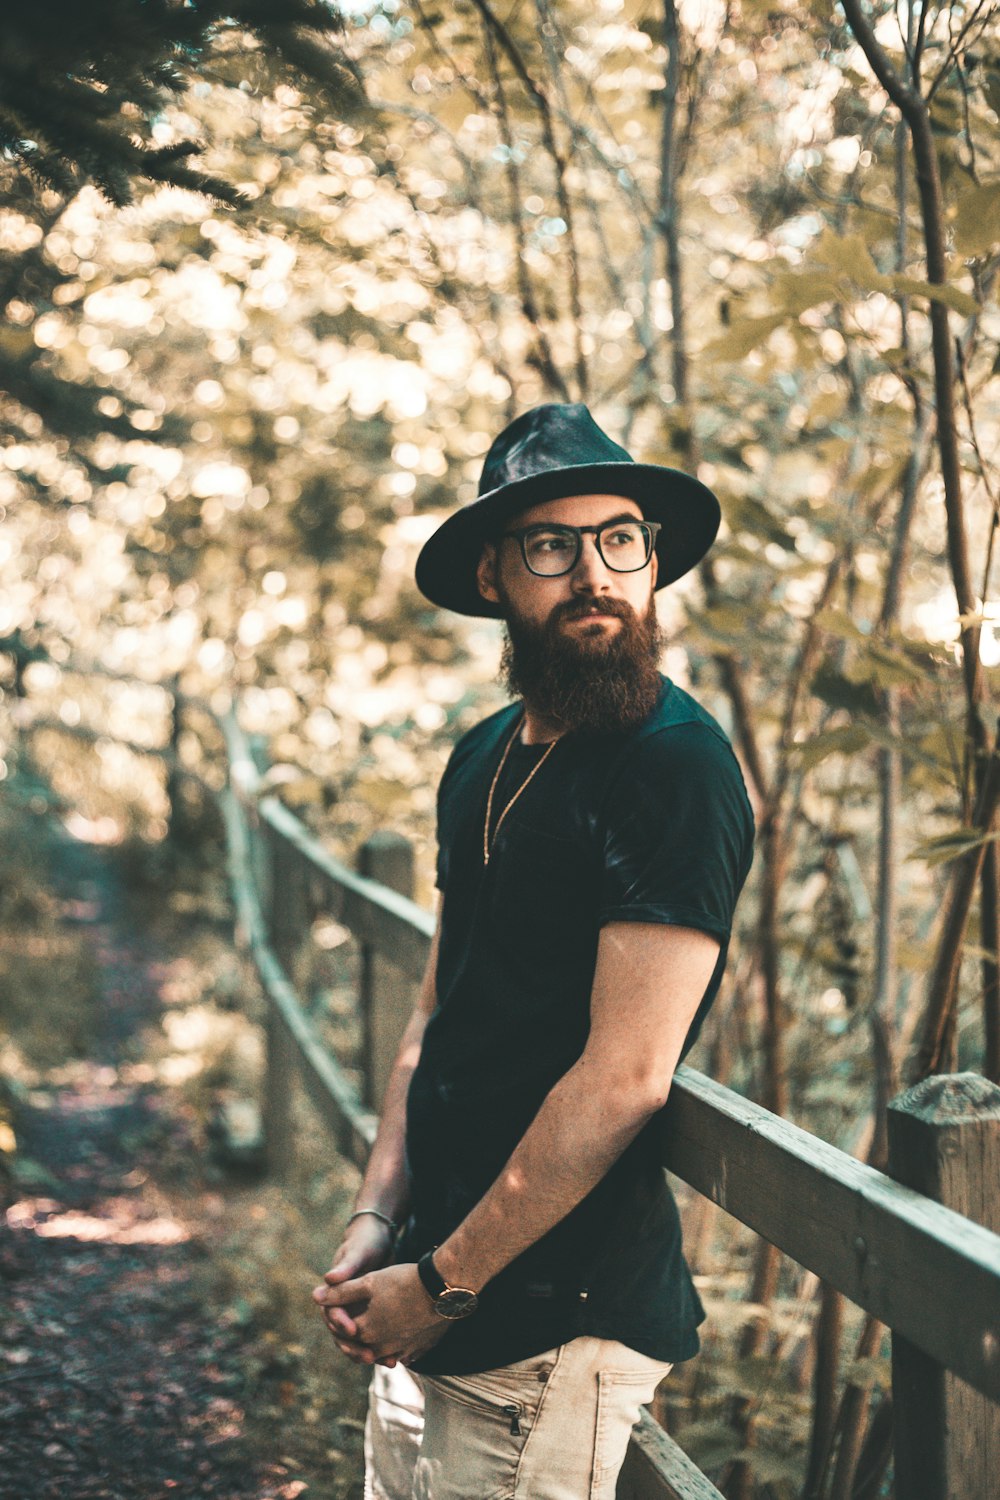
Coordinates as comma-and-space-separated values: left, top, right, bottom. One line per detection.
363, 1336, 672, 1500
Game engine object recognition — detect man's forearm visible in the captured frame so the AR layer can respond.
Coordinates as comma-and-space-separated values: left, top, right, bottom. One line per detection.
433, 1053, 664, 1293
352, 1006, 428, 1224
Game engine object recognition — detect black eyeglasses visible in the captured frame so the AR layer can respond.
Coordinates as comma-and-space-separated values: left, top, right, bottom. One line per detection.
501, 519, 661, 577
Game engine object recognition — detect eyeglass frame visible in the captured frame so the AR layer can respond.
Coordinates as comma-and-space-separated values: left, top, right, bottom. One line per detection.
500, 517, 662, 577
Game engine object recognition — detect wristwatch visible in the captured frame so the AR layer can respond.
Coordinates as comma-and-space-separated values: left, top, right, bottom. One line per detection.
417, 1248, 479, 1320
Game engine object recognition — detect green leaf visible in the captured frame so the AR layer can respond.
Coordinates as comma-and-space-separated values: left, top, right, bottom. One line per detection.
953, 181, 1000, 256
12, 1156, 62, 1192
855, 639, 929, 689
813, 608, 866, 643
675, 1419, 737, 1471
808, 228, 887, 292
908, 827, 1000, 867
732, 1448, 804, 1488
916, 725, 964, 775
856, 452, 909, 502
889, 274, 979, 317
961, 942, 1000, 965
843, 1355, 892, 1391
795, 724, 874, 769
727, 493, 797, 549
726, 1354, 794, 1394
806, 388, 846, 427
702, 313, 785, 361
984, 70, 1000, 121
686, 602, 770, 650
811, 664, 881, 716
771, 268, 844, 316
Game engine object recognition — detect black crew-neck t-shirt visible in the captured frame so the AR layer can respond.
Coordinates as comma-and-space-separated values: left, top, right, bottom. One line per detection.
394, 675, 755, 1375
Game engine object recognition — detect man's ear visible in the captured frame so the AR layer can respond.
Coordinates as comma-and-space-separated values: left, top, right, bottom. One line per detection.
477, 542, 500, 605
649, 545, 659, 591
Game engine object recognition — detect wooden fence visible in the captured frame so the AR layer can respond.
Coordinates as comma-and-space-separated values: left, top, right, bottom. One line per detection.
13, 667, 1000, 1500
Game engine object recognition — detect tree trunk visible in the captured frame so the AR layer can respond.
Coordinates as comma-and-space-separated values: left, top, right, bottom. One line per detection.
802, 1282, 844, 1499
841, 0, 994, 1081
828, 1316, 887, 1500
915, 730, 1000, 1080
658, 0, 688, 424
984, 842, 1000, 1082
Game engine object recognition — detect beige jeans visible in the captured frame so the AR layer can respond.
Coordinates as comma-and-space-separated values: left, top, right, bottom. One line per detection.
363, 1336, 672, 1500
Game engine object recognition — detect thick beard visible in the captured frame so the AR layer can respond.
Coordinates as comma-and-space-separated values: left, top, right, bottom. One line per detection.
498, 590, 664, 735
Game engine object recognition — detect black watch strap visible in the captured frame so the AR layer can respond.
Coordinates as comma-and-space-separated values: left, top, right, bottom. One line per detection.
417, 1248, 448, 1299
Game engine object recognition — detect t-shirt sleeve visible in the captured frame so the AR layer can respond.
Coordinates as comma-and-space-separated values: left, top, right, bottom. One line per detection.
435, 759, 453, 892
434, 740, 464, 892
597, 721, 754, 941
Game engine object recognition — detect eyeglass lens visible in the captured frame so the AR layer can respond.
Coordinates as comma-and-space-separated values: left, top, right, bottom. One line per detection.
522, 522, 653, 576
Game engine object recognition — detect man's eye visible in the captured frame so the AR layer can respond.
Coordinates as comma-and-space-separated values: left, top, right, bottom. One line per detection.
534, 535, 573, 552
605, 530, 637, 546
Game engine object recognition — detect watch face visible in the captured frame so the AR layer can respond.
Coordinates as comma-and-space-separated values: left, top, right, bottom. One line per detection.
436, 1288, 478, 1320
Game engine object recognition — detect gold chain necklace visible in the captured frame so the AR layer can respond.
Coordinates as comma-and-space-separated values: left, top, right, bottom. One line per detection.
483, 715, 563, 866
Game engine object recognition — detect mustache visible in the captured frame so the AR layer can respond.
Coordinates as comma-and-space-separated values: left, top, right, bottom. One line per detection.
554, 597, 635, 623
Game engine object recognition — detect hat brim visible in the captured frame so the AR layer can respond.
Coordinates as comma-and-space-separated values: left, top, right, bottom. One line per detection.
414, 462, 721, 618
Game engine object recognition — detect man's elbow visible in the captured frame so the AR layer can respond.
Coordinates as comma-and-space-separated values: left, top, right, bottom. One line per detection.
569, 1044, 681, 1123
589, 1067, 675, 1124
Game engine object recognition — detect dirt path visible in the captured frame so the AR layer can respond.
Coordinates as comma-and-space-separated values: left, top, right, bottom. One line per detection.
0, 804, 369, 1500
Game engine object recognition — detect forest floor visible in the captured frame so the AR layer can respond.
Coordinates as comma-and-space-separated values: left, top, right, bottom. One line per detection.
0, 767, 370, 1500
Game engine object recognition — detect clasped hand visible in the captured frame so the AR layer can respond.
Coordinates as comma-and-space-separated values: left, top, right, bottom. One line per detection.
313, 1219, 448, 1368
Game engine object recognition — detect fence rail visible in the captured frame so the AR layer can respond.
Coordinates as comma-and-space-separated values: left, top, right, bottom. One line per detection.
13, 665, 1000, 1500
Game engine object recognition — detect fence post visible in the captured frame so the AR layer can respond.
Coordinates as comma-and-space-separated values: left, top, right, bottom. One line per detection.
357, 832, 416, 1111
165, 675, 188, 844
261, 821, 310, 1180
241, 730, 302, 1183
887, 1071, 1000, 1500
245, 733, 272, 919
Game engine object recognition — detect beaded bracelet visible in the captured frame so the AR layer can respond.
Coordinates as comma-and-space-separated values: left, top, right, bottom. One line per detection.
347, 1208, 399, 1235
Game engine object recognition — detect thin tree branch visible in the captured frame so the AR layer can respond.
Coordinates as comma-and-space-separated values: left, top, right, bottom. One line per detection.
925, 0, 994, 105
842, 0, 984, 729
659, 0, 688, 413
470, 0, 589, 397
479, 13, 570, 399
913, 724, 1000, 1080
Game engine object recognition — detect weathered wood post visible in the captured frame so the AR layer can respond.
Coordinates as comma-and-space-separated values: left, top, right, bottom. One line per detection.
261, 821, 310, 1180
357, 831, 416, 1110
887, 1072, 1000, 1500
239, 732, 303, 1182
165, 675, 187, 844
245, 734, 272, 917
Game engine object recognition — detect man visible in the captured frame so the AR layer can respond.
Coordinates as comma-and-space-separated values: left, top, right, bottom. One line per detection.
313, 403, 755, 1499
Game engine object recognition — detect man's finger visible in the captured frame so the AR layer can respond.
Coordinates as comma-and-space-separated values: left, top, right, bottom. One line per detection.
322, 1258, 356, 1284
333, 1338, 370, 1363
341, 1342, 376, 1365
331, 1335, 368, 1361
315, 1275, 368, 1306
323, 1306, 359, 1338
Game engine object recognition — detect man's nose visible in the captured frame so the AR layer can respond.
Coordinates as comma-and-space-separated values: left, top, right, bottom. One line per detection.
570, 533, 613, 591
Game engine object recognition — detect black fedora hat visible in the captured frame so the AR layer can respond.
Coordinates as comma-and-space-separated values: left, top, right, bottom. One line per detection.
414, 402, 721, 618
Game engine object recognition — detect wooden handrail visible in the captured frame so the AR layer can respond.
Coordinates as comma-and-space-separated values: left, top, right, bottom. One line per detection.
660, 1069, 1000, 1403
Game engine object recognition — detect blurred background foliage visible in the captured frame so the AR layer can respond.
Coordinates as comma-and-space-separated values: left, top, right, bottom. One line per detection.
3, 0, 1000, 1493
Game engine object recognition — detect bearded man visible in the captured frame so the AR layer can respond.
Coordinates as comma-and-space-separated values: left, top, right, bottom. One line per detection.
313, 403, 755, 1499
